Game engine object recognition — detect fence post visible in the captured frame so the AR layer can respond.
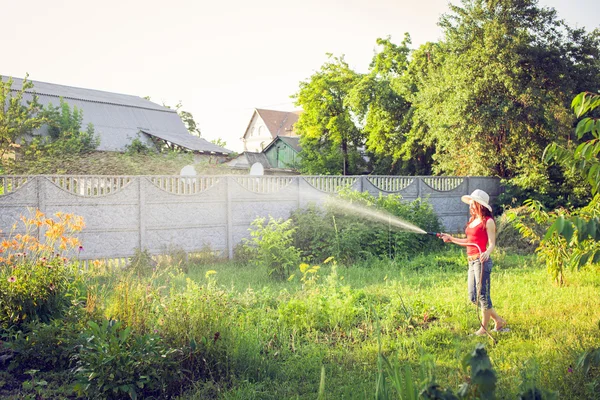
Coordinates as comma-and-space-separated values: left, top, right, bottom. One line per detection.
36, 176, 45, 242
138, 177, 146, 250
417, 176, 422, 199
296, 176, 301, 209
226, 176, 233, 259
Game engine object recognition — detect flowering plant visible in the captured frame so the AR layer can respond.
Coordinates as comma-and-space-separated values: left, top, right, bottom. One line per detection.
0, 209, 85, 329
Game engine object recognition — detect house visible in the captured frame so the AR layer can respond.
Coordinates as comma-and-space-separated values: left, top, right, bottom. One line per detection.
3, 76, 231, 157
242, 108, 301, 152
263, 136, 301, 170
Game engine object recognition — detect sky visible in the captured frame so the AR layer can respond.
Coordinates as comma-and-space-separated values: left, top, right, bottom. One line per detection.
2, 0, 599, 152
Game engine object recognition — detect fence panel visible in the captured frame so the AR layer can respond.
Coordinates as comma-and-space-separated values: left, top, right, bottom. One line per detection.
0, 175, 501, 260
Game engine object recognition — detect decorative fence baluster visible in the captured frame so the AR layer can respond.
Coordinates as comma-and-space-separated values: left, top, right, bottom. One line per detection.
422, 177, 464, 191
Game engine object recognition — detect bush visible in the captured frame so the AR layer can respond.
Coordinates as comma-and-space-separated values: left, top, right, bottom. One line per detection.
242, 217, 302, 280
73, 319, 183, 400
4, 318, 85, 373
125, 248, 157, 277
0, 210, 85, 330
496, 207, 542, 254
290, 190, 443, 263
291, 204, 337, 261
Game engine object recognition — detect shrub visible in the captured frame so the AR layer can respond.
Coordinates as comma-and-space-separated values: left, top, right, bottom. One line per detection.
507, 198, 600, 285
291, 204, 337, 261
125, 248, 157, 277
496, 207, 542, 254
4, 318, 85, 372
290, 189, 443, 262
124, 135, 156, 155
0, 210, 85, 329
242, 217, 302, 280
73, 319, 183, 400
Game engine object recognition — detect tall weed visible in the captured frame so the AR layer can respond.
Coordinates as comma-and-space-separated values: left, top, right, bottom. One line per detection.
242, 217, 301, 280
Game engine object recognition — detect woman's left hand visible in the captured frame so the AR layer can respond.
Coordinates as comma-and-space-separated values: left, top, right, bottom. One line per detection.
480, 251, 490, 262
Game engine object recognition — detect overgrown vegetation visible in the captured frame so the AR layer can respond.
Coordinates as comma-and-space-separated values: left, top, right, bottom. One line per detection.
291, 189, 443, 263
2, 229, 599, 398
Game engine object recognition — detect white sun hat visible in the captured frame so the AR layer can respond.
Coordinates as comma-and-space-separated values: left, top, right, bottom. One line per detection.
461, 189, 492, 212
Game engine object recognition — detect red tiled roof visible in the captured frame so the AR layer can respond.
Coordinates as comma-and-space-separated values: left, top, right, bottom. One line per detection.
255, 109, 301, 138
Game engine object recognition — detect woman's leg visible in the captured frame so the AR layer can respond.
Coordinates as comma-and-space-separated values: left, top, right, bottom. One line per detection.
475, 259, 494, 334
488, 309, 507, 330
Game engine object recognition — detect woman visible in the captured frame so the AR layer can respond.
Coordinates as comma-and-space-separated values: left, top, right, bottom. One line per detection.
440, 189, 507, 336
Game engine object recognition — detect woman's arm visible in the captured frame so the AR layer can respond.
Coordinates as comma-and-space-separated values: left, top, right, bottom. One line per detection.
480, 218, 496, 261
440, 233, 469, 245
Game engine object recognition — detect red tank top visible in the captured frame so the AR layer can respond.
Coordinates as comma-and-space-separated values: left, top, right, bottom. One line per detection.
465, 217, 490, 257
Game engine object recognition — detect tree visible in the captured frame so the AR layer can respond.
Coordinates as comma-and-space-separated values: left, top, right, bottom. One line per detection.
406, 0, 600, 190
348, 35, 434, 175
0, 75, 44, 163
40, 98, 100, 154
173, 101, 201, 137
293, 55, 365, 175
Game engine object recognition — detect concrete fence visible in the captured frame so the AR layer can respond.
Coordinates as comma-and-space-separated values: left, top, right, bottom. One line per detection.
0, 175, 501, 262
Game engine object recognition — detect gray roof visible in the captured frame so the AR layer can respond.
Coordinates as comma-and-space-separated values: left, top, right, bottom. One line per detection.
226, 152, 272, 169
2, 76, 231, 154
141, 130, 231, 154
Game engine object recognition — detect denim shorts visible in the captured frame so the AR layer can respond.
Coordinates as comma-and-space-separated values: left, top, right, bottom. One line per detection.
468, 258, 493, 310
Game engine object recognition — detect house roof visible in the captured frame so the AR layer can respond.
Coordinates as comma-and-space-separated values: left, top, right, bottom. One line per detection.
140, 130, 231, 154
250, 109, 301, 139
2, 76, 231, 155
226, 152, 272, 169
263, 135, 302, 153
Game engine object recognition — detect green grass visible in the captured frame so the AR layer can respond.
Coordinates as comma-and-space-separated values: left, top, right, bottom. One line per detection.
3, 248, 599, 399
173, 249, 600, 398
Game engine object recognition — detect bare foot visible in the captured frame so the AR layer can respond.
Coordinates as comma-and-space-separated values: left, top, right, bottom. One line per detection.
494, 319, 507, 331
474, 328, 487, 336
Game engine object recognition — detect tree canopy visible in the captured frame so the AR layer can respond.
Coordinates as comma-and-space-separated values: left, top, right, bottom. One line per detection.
292, 0, 600, 207
293, 55, 365, 175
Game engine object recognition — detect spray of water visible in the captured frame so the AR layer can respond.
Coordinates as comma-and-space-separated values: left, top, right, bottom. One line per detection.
321, 196, 427, 234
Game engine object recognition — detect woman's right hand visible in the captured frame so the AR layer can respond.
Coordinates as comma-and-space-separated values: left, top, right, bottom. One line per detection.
440, 233, 453, 243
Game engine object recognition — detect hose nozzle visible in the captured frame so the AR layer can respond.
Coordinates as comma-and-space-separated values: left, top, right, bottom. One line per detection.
426, 232, 441, 237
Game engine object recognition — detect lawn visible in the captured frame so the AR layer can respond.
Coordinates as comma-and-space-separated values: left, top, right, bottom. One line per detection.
2, 248, 599, 399
175, 250, 600, 398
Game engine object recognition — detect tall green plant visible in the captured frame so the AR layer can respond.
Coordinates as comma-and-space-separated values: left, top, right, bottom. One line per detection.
0, 75, 44, 161
537, 92, 600, 281
73, 319, 181, 400
29, 98, 100, 156
243, 217, 301, 280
